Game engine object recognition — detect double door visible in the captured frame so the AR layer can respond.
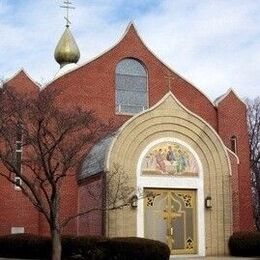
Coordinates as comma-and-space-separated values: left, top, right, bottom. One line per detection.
144, 189, 197, 255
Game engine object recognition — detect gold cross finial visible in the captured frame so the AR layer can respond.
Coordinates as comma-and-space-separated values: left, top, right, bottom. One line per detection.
60, 1, 75, 28
165, 75, 174, 92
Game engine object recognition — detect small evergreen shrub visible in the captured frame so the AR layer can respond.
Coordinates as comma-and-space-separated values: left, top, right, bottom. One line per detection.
228, 231, 260, 257
0, 234, 170, 260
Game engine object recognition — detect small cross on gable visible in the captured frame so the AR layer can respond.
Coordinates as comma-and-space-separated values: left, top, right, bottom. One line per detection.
165, 75, 174, 92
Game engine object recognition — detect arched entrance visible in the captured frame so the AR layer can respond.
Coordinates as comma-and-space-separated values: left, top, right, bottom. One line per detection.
136, 138, 204, 256
106, 93, 232, 256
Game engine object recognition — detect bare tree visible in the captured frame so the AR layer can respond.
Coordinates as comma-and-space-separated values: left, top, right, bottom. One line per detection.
0, 86, 114, 260
247, 97, 260, 230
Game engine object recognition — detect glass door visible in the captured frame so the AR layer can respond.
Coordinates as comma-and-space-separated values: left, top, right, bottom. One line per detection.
144, 189, 197, 255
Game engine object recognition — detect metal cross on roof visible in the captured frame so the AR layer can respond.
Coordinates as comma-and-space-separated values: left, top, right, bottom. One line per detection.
60, 0, 75, 27
165, 75, 174, 92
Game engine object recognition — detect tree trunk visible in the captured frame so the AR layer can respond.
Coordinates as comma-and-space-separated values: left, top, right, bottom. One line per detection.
51, 229, 62, 260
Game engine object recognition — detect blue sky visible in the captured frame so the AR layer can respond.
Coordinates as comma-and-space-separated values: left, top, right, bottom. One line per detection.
1, 0, 260, 100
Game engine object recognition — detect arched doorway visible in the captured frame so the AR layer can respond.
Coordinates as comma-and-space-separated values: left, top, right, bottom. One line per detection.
106, 93, 231, 256
136, 138, 205, 256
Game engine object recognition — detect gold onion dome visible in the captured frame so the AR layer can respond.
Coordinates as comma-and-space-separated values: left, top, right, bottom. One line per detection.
54, 26, 80, 68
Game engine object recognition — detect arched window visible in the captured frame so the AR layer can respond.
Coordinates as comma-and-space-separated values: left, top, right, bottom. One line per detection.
116, 58, 148, 114
230, 135, 237, 154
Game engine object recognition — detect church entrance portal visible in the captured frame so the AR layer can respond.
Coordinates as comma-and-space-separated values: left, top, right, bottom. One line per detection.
144, 188, 197, 255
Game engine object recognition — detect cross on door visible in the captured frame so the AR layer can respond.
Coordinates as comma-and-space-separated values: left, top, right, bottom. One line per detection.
163, 208, 182, 222
163, 207, 181, 239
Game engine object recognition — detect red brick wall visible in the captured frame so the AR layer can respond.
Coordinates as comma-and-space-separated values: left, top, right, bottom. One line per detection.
4, 70, 39, 95
47, 24, 217, 130
0, 72, 40, 236
77, 174, 104, 236
36, 173, 80, 236
60, 174, 79, 235
217, 91, 254, 230
0, 171, 79, 236
0, 166, 40, 235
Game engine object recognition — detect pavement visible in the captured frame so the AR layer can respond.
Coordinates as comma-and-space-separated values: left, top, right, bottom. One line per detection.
170, 256, 260, 260
1, 257, 259, 260
0, 257, 259, 260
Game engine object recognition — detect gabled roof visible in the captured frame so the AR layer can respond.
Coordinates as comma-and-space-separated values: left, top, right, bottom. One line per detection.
44, 22, 215, 107
3, 68, 41, 90
214, 88, 246, 107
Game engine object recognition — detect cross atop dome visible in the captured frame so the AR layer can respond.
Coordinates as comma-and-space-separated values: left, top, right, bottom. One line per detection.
54, 0, 80, 68
60, 0, 75, 28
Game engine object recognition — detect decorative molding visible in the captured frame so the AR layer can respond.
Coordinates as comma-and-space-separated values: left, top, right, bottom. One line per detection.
226, 147, 240, 177
106, 91, 231, 172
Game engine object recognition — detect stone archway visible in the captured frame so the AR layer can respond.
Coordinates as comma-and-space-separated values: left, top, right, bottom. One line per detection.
106, 92, 231, 256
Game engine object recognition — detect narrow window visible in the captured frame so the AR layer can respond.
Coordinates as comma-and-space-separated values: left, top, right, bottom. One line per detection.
230, 136, 237, 154
116, 58, 148, 114
14, 124, 23, 190
14, 176, 22, 190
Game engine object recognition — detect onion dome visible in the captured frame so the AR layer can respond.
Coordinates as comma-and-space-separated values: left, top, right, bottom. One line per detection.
54, 27, 80, 68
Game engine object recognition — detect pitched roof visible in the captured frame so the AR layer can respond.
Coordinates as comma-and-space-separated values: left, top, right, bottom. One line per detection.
3, 69, 40, 93
214, 88, 246, 106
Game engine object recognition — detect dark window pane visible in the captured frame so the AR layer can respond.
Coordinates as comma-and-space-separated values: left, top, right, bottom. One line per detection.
16, 141, 22, 151
16, 151, 22, 174
15, 124, 23, 174
231, 136, 237, 154
15, 177, 21, 186
16, 124, 23, 141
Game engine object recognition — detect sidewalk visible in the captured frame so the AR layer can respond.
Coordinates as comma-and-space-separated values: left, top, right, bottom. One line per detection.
171, 257, 259, 259
170, 256, 260, 260
1, 257, 259, 260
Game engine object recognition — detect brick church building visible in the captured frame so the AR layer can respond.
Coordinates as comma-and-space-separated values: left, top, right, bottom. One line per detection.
0, 22, 254, 257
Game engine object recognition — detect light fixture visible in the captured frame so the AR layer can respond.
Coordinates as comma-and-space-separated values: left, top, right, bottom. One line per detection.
130, 195, 138, 209
205, 196, 212, 209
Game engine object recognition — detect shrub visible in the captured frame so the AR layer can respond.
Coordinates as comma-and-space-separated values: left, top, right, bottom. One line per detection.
228, 231, 260, 257
97, 237, 170, 260
62, 235, 107, 259
0, 234, 51, 259
0, 234, 170, 260
62, 236, 170, 260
